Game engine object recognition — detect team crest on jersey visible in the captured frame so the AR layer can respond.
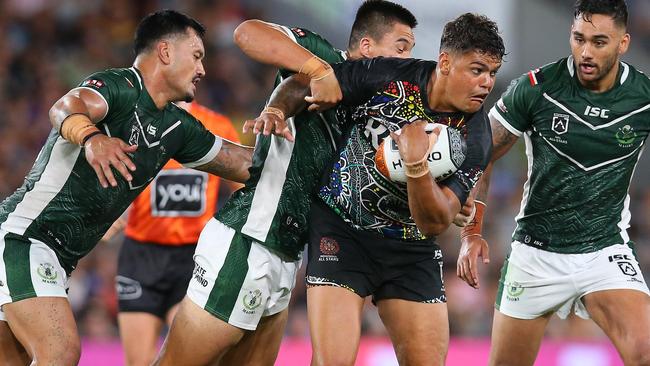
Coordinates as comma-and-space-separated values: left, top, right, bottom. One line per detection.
615, 125, 636, 148
37, 263, 58, 284
242, 289, 263, 313
551, 113, 569, 135
82, 79, 105, 88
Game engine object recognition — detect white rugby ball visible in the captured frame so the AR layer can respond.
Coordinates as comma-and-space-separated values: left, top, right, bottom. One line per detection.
375, 123, 466, 183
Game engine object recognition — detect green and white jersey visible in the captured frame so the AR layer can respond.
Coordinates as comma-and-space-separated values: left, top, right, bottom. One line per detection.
490, 56, 650, 254
0, 67, 219, 273
217, 26, 346, 260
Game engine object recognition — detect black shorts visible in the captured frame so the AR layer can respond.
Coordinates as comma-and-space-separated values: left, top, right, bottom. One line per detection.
306, 200, 446, 304
116, 237, 196, 319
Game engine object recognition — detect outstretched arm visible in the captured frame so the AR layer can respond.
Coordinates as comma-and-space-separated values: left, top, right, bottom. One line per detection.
49, 88, 137, 188
234, 20, 341, 109
456, 116, 519, 289
195, 140, 254, 184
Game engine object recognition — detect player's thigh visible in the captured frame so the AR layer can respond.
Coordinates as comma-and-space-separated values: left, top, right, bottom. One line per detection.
118, 312, 164, 366
307, 285, 365, 366
154, 297, 245, 366
377, 299, 448, 366
0, 320, 30, 366
489, 310, 551, 366
220, 308, 289, 366
583, 289, 650, 365
4, 297, 80, 366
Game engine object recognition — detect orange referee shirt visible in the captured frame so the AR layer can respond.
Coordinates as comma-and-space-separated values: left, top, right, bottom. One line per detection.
124, 102, 240, 245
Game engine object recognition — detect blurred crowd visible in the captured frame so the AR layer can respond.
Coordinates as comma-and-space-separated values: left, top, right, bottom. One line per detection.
1, 0, 649, 344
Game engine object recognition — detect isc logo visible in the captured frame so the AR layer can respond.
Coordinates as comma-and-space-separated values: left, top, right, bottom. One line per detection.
584, 106, 609, 118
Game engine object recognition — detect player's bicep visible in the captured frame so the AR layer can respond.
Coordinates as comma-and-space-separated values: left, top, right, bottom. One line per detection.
73, 87, 109, 122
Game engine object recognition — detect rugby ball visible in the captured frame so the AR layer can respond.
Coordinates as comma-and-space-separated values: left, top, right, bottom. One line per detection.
375, 123, 466, 183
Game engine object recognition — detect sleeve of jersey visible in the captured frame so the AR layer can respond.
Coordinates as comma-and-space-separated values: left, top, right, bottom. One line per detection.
277, 26, 344, 78
488, 74, 536, 136
440, 108, 492, 205
77, 71, 136, 122
175, 116, 220, 168
332, 57, 423, 107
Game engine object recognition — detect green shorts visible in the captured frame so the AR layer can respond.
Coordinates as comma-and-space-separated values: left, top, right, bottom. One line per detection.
0, 229, 69, 321
187, 219, 301, 330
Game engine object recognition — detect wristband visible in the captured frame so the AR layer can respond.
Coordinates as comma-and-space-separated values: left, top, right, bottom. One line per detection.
298, 56, 332, 80
60, 114, 101, 146
403, 131, 437, 179
461, 200, 486, 239
262, 106, 285, 121
81, 130, 103, 146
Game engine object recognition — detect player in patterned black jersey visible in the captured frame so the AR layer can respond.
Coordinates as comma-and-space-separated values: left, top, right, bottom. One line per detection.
269, 13, 504, 366
153, 2, 419, 366
457, 1, 650, 365
0, 10, 252, 366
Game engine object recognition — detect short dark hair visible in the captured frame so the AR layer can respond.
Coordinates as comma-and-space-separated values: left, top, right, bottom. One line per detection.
134, 10, 206, 56
348, 0, 417, 50
440, 13, 505, 61
574, 0, 628, 30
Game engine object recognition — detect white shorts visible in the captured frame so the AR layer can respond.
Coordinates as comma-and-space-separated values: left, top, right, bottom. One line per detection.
187, 219, 301, 330
496, 241, 649, 320
0, 229, 70, 321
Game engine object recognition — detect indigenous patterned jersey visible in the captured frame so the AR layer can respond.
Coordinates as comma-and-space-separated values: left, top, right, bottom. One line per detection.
490, 56, 650, 253
0, 68, 220, 273
319, 57, 492, 241
217, 27, 346, 260
125, 102, 239, 246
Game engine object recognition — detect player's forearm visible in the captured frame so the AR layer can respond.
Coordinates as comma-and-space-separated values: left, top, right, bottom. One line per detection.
198, 140, 253, 183
407, 177, 459, 236
233, 20, 314, 72
267, 74, 310, 118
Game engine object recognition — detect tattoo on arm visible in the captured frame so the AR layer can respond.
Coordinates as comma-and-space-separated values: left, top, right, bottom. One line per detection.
196, 141, 253, 183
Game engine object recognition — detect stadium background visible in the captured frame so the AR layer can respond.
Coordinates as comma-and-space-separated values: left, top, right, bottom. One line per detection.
1, 0, 649, 364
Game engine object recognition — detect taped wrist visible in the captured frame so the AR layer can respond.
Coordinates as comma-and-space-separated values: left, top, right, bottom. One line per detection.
60, 114, 101, 146
299, 56, 332, 80
461, 200, 486, 239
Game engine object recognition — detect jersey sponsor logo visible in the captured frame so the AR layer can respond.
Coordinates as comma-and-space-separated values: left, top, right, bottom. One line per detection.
151, 170, 208, 217
115, 275, 143, 300
290, 27, 307, 38
584, 106, 610, 118
318, 237, 340, 262
242, 289, 263, 314
146, 124, 158, 136
82, 79, 105, 88
551, 113, 569, 135
615, 125, 637, 148
37, 263, 58, 284
192, 263, 208, 287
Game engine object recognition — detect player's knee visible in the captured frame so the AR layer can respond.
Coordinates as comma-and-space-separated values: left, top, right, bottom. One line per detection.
34, 336, 80, 366
625, 337, 650, 366
312, 351, 356, 366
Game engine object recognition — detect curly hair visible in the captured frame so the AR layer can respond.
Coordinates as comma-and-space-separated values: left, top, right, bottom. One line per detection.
440, 13, 505, 61
574, 0, 628, 30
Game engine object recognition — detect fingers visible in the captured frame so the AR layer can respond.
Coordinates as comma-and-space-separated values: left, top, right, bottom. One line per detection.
280, 127, 295, 142
115, 150, 136, 172
482, 243, 491, 264
242, 119, 255, 134
100, 162, 118, 188
90, 164, 109, 189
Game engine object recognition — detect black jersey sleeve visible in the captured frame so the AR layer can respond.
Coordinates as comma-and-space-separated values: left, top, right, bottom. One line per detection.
439, 107, 492, 205
332, 57, 435, 107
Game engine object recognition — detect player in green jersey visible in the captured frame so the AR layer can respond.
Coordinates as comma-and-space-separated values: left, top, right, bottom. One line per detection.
153, 2, 417, 366
457, 1, 650, 365
0, 10, 252, 366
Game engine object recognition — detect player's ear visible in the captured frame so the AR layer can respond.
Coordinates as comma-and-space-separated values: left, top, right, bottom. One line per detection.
438, 52, 451, 75
359, 37, 372, 58
157, 40, 172, 65
618, 33, 630, 55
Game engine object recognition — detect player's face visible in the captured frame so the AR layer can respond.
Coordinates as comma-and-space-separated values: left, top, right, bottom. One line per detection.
369, 22, 415, 58
570, 13, 629, 91
168, 28, 206, 102
443, 50, 501, 114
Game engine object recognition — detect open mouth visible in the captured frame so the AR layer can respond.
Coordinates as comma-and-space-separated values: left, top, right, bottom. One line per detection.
579, 63, 597, 74
471, 94, 488, 103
